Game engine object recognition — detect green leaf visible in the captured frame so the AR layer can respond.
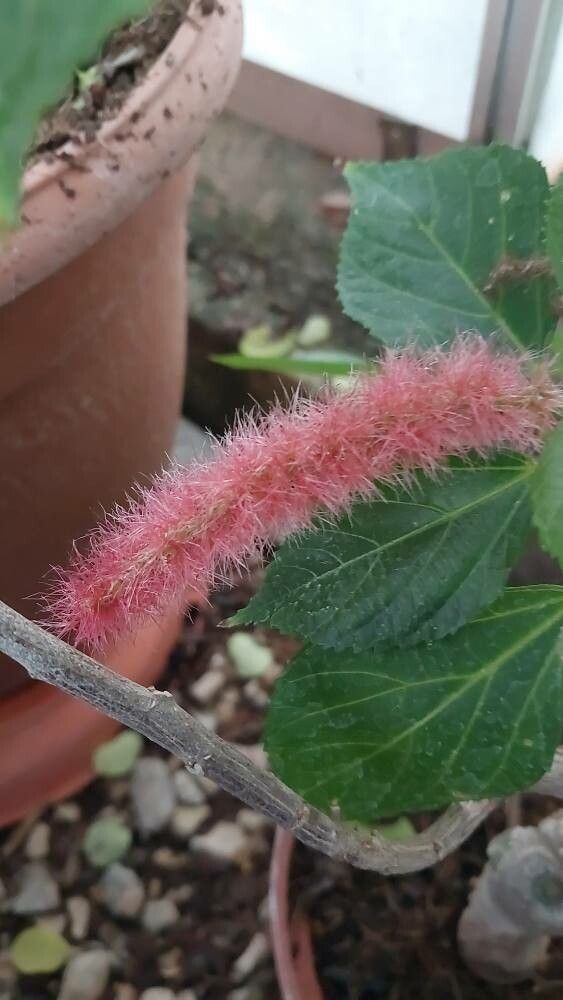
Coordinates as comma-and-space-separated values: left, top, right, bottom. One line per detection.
83, 817, 132, 867
266, 587, 563, 821
533, 422, 563, 569
210, 349, 373, 377
236, 454, 534, 651
0, 0, 151, 225
547, 178, 563, 294
338, 146, 555, 350
93, 730, 143, 778
10, 927, 70, 974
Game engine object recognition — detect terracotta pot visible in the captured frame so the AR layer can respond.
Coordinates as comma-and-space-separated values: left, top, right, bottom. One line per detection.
0, 1, 242, 824
269, 829, 324, 1000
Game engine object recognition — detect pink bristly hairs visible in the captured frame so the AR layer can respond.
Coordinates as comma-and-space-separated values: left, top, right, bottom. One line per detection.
47, 338, 562, 651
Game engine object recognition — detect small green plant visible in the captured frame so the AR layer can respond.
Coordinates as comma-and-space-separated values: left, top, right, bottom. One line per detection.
0, 0, 150, 225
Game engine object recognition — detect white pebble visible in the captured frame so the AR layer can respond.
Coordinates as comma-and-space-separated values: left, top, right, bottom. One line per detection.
131, 758, 176, 835
232, 932, 270, 982
57, 950, 112, 1000
25, 822, 50, 860
142, 897, 179, 933
139, 990, 175, 1000
193, 710, 218, 732
67, 896, 91, 940
10, 862, 60, 914
208, 651, 227, 671
189, 670, 224, 705
171, 805, 210, 839
195, 775, 219, 797
98, 863, 145, 918
232, 744, 268, 770
236, 809, 271, 833
172, 770, 206, 805
37, 914, 66, 934
113, 984, 138, 1000
243, 680, 269, 709
191, 822, 248, 863
54, 802, 81, 823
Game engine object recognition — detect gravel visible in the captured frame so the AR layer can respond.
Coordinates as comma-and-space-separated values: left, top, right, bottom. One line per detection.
131, 758, 176, 835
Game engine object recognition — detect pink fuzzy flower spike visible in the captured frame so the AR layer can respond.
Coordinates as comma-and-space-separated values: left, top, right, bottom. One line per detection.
46, 338, 562, 652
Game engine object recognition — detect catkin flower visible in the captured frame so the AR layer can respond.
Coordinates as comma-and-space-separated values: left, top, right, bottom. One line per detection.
46, 338, 561, 651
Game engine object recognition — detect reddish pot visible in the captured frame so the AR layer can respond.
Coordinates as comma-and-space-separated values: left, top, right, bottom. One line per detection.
269, 829, 324, 1000
0, 1, 242, 825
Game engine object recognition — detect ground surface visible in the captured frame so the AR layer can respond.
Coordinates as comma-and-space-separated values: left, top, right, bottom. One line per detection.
1, 580, 562, 1000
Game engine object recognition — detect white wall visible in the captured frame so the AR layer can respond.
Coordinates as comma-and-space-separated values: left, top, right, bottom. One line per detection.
242, 0, 490, 141
529, 14, 563, 176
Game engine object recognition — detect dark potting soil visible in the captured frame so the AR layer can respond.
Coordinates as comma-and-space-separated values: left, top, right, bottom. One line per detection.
0, 578, 561, 998
293, 797, 563, 1000
30, 0, 218, 163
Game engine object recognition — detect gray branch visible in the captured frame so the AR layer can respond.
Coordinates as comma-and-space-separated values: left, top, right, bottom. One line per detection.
1, 598, 561, 875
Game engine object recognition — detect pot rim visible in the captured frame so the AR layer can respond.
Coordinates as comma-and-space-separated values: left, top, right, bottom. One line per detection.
0, 0, 242, 306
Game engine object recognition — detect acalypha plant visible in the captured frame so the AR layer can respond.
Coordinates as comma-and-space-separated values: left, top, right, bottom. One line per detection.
49, 145, 563, 829
3, 143, 563, 983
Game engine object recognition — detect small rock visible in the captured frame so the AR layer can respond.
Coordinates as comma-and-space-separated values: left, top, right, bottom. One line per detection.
114, 986, 138, 1000
193, 710, 218, 732
195, 775, 218, 797
131, 758, 176, 835
243, 679, 269, 709
139, 990, 175, 1000
54, 802, 81, 823
167, 884, 194, 905
98, 863, 145, 918
148, 877, 163, 898
231, 931, 270, 983
108, 780, 130, 803
37, 914, 67, 935
67, 896, 91, 940
158, 946, 183, 980
171, 805, 210, 839
231, 932, 270, 983
9, 926, 70, 975
191, 822, 248, 863
216, 687, 241, 725
25, 822, 51, 860
189, 670, 224, 705
0, 951, 16, 996
208, 651, 227, 671
226, 633, 274, 678
93, 730, 143, 778
297, 314, 331, 347
11, 862, 60, 914
83, 817, 132, 867
172, 770, 206, 805
141, 897, 179, 933
58, 949, 112, 1000
152, 847, 186, 870
232, 744, 268, 770
236, 809, 271, 833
